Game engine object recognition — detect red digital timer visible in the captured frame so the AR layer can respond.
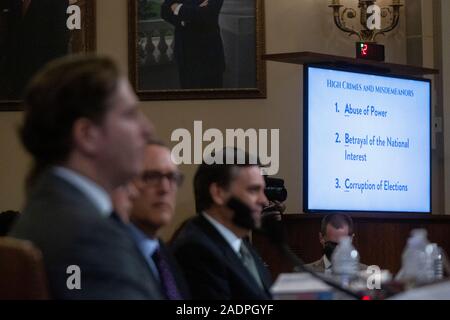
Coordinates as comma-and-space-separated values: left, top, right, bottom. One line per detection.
356, 42, 385, 61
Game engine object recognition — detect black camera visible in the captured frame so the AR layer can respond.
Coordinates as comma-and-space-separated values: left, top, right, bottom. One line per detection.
264, 177, 287, 202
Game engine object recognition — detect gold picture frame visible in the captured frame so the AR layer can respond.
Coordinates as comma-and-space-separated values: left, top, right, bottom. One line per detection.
128, 0, 266, 100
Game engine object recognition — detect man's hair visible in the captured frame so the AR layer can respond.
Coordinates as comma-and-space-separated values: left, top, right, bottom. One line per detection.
194, 147, 261, 213
20, 55, 121, 186
320, 213, 354, 236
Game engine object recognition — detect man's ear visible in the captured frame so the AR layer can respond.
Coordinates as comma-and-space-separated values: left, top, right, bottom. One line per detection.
319, 232, 325, 246
72, 117, 100, 155
209, 183, 229, 206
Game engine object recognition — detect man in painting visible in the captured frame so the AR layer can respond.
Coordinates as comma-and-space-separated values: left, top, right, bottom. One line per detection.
161, 0, 226, 89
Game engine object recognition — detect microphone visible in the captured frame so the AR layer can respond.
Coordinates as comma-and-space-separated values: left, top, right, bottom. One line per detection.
225, 196, 365, 299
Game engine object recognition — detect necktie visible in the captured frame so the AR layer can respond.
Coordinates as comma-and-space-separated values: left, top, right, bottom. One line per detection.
239, 243, 264, 289
22, 0, 31, 17
152, 248, 182, 300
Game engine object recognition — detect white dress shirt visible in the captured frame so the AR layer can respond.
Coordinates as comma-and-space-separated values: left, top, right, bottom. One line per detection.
202, 212, 242, 256
127, 223, 161, 282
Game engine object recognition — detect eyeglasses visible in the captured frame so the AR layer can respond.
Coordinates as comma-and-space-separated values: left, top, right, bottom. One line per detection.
141, 170, 184, 187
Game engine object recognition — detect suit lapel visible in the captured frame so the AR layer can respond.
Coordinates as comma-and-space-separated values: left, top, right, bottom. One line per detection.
312, 257, 326, 272
319, 257, 326, 271
114, 221, 165, 298
195, 216, 270, 297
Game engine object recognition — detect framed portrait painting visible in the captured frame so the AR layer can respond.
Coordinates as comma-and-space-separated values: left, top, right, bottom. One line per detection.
128, 0, 266, 100
0, 0, 96, 110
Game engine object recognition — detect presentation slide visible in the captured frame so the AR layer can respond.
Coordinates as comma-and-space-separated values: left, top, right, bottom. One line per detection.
306, 66, 431, 213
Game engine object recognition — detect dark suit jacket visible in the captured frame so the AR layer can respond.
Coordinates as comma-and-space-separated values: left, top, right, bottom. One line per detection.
0, 0, 69, 98
171, 215, 272, 300
161, 0, 225, 88
122, 220, 190, 300
10, 170, 163, 300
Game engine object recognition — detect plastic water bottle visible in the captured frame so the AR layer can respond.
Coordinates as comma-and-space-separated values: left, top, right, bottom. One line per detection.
331, 236, 360, 277
427, 243, 444, 280
399, 229, 432, 284
435, 246, 444, 280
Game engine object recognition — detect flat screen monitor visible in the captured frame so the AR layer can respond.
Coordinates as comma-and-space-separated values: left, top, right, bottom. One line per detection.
304, 65, 431, 213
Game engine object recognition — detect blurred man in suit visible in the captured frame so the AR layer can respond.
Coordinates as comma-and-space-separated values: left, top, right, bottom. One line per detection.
10, 55, 164, 299
161, 0, 225, 89
0, 0, 70, 99
126, 141, 190, 300
306, 214, 367, 274
171, 148, 272, 300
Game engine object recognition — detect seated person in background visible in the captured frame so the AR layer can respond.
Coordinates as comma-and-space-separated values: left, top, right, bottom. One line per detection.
126, 140, 190, 300
0, 210, 20, 236
171, 147, 273, 300
306, 213, 367, 274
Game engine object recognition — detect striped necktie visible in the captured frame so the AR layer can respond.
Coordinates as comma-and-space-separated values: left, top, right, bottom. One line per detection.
239, 243, 264, 289
152, 248, 182, 300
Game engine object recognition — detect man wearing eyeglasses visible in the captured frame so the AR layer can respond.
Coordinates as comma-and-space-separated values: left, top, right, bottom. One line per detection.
126, 140, 190, 300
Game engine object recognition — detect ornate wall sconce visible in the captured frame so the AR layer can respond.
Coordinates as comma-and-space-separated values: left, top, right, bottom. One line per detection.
329, 0, 402, 43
